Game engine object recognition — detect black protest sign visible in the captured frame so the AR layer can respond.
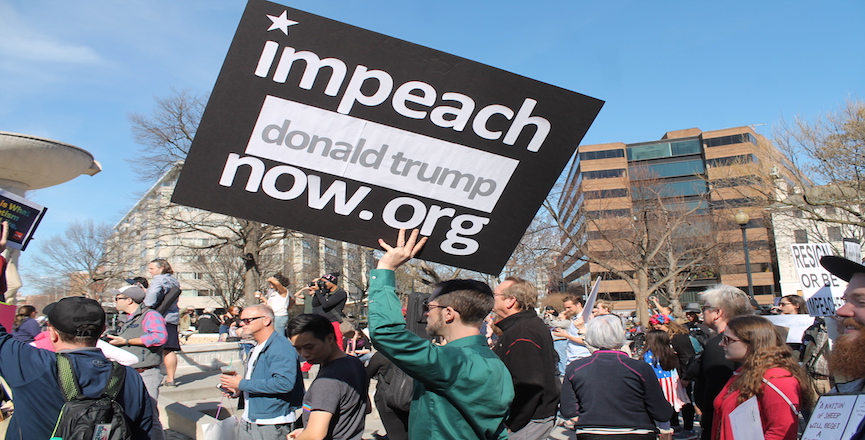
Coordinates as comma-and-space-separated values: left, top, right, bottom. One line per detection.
172, 0, 604, 274
0, 189, 47, 251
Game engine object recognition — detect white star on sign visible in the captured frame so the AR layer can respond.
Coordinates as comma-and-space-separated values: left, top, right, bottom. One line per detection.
267, 10, 298, 35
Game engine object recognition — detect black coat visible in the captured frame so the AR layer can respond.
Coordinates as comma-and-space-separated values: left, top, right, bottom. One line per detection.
493, 310, 560, 431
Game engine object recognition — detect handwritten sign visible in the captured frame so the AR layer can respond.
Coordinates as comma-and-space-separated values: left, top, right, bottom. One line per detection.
789, 243, 845, 316
0, 189, 47, 251
802, 394, 865, 440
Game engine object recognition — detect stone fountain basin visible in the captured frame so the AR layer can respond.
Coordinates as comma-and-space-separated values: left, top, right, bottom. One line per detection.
0, 131, 101, 190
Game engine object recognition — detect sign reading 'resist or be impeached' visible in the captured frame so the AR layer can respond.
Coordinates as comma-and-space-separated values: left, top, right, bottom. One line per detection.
172, 0, 604, 274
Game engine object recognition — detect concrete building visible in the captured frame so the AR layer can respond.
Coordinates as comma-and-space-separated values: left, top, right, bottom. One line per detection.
559, 126, 782, 306
104, 163, 374, 311
771, 188, 865, 297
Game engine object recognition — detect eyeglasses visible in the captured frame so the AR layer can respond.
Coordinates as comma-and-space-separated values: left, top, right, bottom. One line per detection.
238, 316, 265, 325
721, 335, 743, 345
701, 306, 716, 313
423, 300, 447, 313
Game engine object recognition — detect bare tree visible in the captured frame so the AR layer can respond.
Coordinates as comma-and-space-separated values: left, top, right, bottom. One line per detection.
30, 220, 118, 298
755, 99, 865, 228
127, 88, 205, 182
546, 170, 730, 326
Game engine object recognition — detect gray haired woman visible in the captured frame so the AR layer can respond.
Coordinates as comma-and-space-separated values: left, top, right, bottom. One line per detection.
560, 314, 674, 440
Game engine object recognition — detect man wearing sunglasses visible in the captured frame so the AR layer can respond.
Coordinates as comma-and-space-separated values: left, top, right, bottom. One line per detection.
368, 229, 514, 440
219, 305, 304, 440
106, 285, 169, 440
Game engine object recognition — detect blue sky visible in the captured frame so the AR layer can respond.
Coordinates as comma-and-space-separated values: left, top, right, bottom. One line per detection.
2, 0, 863, 289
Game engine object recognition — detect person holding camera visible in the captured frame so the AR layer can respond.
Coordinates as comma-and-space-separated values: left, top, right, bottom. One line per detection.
106, 285, 168, 440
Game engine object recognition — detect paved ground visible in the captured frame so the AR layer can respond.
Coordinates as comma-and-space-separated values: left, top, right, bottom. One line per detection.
162, 370, 704, 440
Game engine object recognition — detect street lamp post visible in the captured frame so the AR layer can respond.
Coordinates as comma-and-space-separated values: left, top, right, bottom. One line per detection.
735, 210, 755, 299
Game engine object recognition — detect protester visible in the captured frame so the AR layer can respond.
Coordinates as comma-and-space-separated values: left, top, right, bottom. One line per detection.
107, 284, 169, 440
693, 284, 752, 440
652, 317, 698, 439
179, 306, 194, 332
368, 229, 514, 440
775, 295, 808, 315
682, 303, 712, 347
642, 330, 689, 440
220, 305, 305, 440
553, 296, 590, 365
0, 221, 9, 302
366, 352, 411, 440
492, 277, 559, 440
713, 315, 813, 440
259, 273, 293, 336
544, 306, 571, 375
0, 296, 153, 440
287, 313, 367, 440
11, 305, 40, 343
197, 307, 222, 334
560, 314, 674, 440
820, 256, 865, 395
343, 328, 373, 365
220, 305, 241, 337
592, 300, 613, 316
144, 257, 182, 387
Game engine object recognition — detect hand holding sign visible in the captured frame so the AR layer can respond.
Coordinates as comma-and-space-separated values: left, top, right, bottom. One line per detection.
377, 229, 428, 271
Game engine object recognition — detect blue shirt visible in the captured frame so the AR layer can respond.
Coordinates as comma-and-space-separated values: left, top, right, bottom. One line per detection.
0, 333, 153, 440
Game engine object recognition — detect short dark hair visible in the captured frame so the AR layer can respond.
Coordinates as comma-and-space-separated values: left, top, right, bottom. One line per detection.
435, 290, 494, 326
287, 314, 335, 341
54, 326, 101, 346
563, 296, 585, 307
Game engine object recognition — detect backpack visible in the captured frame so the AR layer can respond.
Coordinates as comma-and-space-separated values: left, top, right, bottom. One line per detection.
52, 353, 131, 440
384, 365, 414, 412
689, 335, 704, 355
154, 285, 182, 317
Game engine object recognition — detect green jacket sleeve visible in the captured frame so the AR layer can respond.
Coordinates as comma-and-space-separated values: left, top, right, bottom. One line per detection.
367, 269, 465, 391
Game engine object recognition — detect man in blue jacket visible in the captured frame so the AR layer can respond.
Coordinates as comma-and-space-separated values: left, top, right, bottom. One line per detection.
0, 296, 153, 440
220, 304, 304, 440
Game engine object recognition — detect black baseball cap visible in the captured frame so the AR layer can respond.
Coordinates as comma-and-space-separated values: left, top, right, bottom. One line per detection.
44, 297, 105, 337
820, 256, 865, 282
429, 279, 493, 301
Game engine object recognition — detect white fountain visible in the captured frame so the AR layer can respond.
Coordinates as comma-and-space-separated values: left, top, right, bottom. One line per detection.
0, 131, 102, 302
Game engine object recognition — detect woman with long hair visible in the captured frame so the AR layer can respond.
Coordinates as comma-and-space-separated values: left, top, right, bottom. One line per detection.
652, 317, 699, 437
12, 305, 40, 343
714, 315, 814, 440
775, 295, 808, 315
642, 329, 690, 440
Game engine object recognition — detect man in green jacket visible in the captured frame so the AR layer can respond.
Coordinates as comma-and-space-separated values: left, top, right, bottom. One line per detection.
368, 229, 514, 440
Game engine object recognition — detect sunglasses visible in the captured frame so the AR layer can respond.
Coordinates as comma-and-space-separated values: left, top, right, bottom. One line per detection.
238, 316, 265, 325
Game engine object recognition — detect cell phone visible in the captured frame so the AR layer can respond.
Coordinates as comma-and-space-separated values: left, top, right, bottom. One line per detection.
216, 384, 237, 397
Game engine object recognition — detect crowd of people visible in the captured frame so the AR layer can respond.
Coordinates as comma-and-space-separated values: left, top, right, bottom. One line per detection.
1, 228, 864, 440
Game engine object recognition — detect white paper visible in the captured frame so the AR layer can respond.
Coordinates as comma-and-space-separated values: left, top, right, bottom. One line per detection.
840, 395, 865, 440
762, 315, 816, 344
581, 276, 601, 323
802, 394, 859, 440
729, 396, 765, 440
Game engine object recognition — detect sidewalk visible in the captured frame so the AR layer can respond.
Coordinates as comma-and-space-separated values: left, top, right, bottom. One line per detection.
160, 369, 581, 439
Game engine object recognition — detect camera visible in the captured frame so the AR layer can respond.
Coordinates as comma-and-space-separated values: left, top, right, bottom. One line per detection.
316, 279, 328, 291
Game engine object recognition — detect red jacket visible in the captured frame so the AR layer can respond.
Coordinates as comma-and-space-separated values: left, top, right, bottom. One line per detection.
713, 367, 801, 440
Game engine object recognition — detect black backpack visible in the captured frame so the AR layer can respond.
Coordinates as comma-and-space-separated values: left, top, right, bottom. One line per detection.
384, 365, 414, 412
52, 353, 131, 440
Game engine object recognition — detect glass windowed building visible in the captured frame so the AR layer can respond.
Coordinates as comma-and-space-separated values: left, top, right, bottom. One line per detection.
559, 126, 780, 307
